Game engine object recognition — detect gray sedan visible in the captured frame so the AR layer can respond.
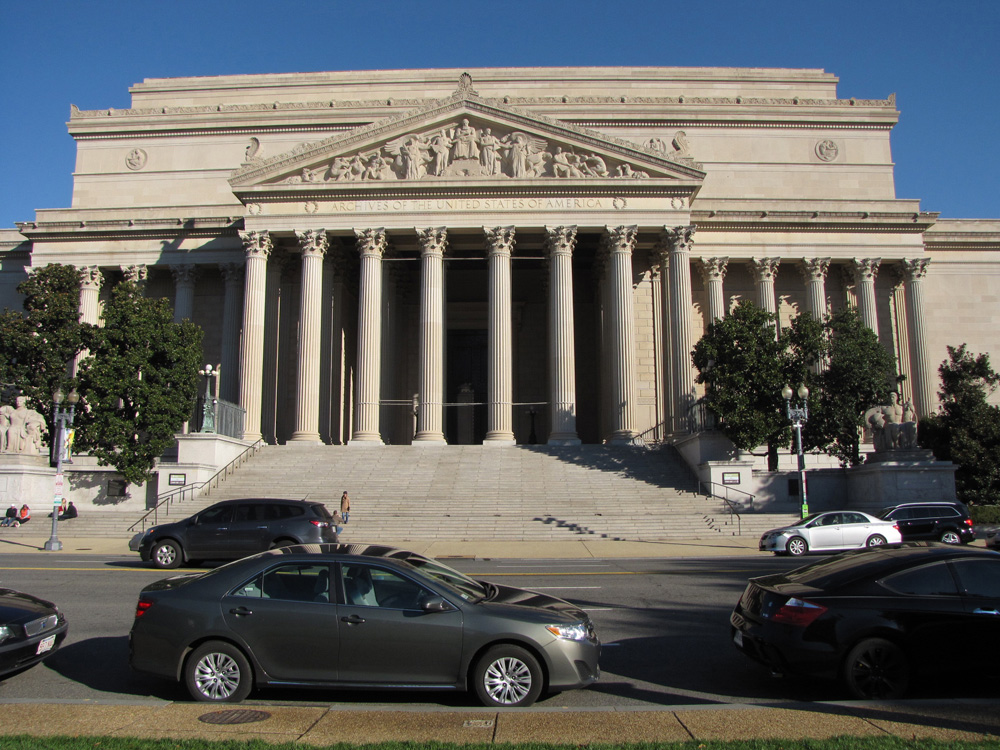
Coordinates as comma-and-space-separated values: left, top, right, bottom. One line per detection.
129, 544, 600, 707
759, 511, 902, 556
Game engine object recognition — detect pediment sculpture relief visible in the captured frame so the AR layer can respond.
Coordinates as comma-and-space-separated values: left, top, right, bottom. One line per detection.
279, 119, 658, 184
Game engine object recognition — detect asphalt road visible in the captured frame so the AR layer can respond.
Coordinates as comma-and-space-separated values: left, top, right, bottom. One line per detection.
1, 552, 997, 708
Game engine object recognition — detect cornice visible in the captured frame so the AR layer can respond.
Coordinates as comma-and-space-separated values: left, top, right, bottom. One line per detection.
16, 216, 244, 241
691, 208, 938, 233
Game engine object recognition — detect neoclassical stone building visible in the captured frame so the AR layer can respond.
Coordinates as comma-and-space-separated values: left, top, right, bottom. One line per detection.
2, 66, 999, 451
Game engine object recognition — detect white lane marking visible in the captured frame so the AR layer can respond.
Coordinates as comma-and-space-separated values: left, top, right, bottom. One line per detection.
528, 586, 601, 590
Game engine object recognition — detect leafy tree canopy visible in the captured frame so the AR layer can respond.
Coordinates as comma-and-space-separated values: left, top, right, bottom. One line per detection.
0, 264, 86, 426
919, 345, 1000, 505
75, 281, 203, 485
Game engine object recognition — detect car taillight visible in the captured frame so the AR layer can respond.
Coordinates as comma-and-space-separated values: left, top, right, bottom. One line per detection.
135, 599, 153, 618
309, 519, 328, 527
964, 518, 974, 527
769, 597, 827, 627
893, 524, 900, 531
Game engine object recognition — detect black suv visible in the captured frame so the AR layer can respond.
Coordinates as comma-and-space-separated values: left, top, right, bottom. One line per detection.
878, 501, 974, 545
129, 498, 339, 568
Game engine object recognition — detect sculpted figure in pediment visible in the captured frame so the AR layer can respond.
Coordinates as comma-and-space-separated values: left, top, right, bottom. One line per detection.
552, 147, 584, 178
451, 119, 480, 162
428, 130, 454, 176
501, 132, 548, 178
479, 128, 502, 175
385, 134, 432, 180
363, 151, 394, 180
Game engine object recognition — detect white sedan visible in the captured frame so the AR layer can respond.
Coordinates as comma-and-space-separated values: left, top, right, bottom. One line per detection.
759, 511, 902, 556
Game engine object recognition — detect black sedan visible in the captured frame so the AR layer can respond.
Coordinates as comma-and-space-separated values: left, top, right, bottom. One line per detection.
129, 544, 600, 707
0, 588, 69, 679
731, 543, 1000, 699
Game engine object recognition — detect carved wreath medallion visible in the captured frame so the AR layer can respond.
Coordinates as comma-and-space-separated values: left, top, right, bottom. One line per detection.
815, 140, 839, 162
125, 148, 147, 170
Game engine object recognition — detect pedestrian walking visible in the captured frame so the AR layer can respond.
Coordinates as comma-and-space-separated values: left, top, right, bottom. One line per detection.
340, 491, 350, 524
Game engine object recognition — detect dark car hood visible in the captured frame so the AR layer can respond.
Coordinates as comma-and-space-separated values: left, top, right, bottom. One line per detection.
482, 582, 587, 620
0, 588, 56, 625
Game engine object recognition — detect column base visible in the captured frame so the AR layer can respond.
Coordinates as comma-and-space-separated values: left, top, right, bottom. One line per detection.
411, 435, 447, 446
288, 433, 323, 444
483, 436, 516, 446
348, 433, 384, 446
607, 433, 644, 447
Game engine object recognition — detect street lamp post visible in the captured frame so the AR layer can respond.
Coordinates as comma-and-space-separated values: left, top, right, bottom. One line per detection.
783, 384, 810, 519
199, 364, 216, 434
45, 388, 79, 552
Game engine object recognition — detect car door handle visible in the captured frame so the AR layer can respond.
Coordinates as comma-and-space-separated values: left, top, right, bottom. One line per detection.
229, 606, 253, 616
973, 608, 1000, 615
341, 614, 366, 625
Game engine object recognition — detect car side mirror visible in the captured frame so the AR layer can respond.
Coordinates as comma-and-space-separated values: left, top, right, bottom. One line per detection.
421, 596, 454, 613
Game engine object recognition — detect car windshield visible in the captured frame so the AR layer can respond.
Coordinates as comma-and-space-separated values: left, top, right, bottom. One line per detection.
792, 513, 825, 527
399, 555, 488, 602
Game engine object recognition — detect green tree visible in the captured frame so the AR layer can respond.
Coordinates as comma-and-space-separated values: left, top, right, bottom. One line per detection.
0, 264, 86, 425
919, 345, 1000, 505
807, 308, 896, 466
75, 281, 203, 485
693, 300, 794, 470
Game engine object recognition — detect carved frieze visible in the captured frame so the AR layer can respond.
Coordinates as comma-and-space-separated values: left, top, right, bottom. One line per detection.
276, 117, 664, 185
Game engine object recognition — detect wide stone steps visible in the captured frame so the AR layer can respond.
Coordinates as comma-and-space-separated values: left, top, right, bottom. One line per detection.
35, 444, 802, 543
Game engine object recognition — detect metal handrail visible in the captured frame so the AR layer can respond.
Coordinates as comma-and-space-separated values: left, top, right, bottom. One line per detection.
698, 480, 753, 535
127, 438, 265, 533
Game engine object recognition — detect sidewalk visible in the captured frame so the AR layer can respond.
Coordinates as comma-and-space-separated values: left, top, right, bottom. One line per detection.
2, 535, 765, 559
0, 700, 997, 744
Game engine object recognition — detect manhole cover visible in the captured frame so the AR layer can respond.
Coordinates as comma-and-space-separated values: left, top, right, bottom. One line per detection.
199, 709, 272, 725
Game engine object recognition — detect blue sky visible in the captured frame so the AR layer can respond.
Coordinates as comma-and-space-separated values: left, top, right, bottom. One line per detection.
1, 0, 997, 228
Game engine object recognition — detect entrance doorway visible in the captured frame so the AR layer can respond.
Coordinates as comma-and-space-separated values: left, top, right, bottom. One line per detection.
446, 330, 487, 444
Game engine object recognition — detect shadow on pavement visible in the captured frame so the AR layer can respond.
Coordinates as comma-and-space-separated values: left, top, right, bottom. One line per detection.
44, 636, 182, 700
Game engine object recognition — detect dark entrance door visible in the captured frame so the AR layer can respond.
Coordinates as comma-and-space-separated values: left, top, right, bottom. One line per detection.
446, 330, 487, 444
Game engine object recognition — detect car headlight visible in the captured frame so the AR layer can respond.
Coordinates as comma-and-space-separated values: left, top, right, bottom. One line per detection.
0, 625, 13, 645
545, 622, 589, 641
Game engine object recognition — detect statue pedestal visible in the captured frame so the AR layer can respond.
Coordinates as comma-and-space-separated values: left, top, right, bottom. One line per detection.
847, 451, 956, 513
0, 454, 56, 510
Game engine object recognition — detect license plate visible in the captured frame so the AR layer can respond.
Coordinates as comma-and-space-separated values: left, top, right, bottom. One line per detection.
36, 635, 56, 655
733, 629, 744, 647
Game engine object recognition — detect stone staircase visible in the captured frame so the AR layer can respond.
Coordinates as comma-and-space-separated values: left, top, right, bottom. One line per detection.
36, 444, 800, 543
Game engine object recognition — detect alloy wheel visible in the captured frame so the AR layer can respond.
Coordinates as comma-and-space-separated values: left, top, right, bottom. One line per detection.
483, 656, 533, 705
194, 652, 242, 701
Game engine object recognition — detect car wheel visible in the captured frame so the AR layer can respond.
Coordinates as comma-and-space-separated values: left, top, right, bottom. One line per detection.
865, 534, 887, 548
150, 540, 182, 569
473, 645, 543, 708
940, 530, 962, 545
843, 637, 909, 700
268, 538, 296, 550
185, 641, 253, 703
785, 537, 808, 556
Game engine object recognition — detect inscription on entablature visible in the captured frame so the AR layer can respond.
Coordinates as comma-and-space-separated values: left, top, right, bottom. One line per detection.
317, 197, 611, 213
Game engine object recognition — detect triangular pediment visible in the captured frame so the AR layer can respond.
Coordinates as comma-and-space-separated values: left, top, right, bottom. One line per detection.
230, 92, 704, 193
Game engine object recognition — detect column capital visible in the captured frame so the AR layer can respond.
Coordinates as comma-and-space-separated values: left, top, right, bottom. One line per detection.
79, 265, 103, 291
355, 228, 387, 258
661, 225, 696, 253
295, 228, 329, 258
901, 257, 930, 281
484, 226, 516, 257
239, 230, 273, 259
220, 262, 245, 284
170, 264, 198, 285
604, 225, 638, 254
121, 264, 148, 285
698, 257, 729, 282
417, 227, 448, 257
544, 225, 578, 257
852, 257, 882, 283
750, 257, 780, 283
800, 257, 832, 283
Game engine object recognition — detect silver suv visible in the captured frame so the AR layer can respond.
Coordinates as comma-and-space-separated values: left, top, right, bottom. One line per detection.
129, 498, 339, 568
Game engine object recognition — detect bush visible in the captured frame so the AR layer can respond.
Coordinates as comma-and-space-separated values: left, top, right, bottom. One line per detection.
970, 504, 1000, 525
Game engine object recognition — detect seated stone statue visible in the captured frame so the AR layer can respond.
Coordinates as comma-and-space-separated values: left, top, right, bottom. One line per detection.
864, 392, 917, 452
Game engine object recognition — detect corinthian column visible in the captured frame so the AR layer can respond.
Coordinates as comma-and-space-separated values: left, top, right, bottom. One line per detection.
290, 229, 328, 442
73, 266, 103, 376
78, 266, 103, 326
484, 226, 516, 444
545, 225, 581, 445
414, 227, 447, 444
664, 226, 695, 433
219, 263, 244, 403
800, 258, 831, 320
604, 225, 638, 444
171, 264, 197, 323
238, 230, 272, 443
903, 258, 933, 419
122, 264, 148, 291
351, 228, 387, 444
698, 257, 728, 323
852, 258, 881, 335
